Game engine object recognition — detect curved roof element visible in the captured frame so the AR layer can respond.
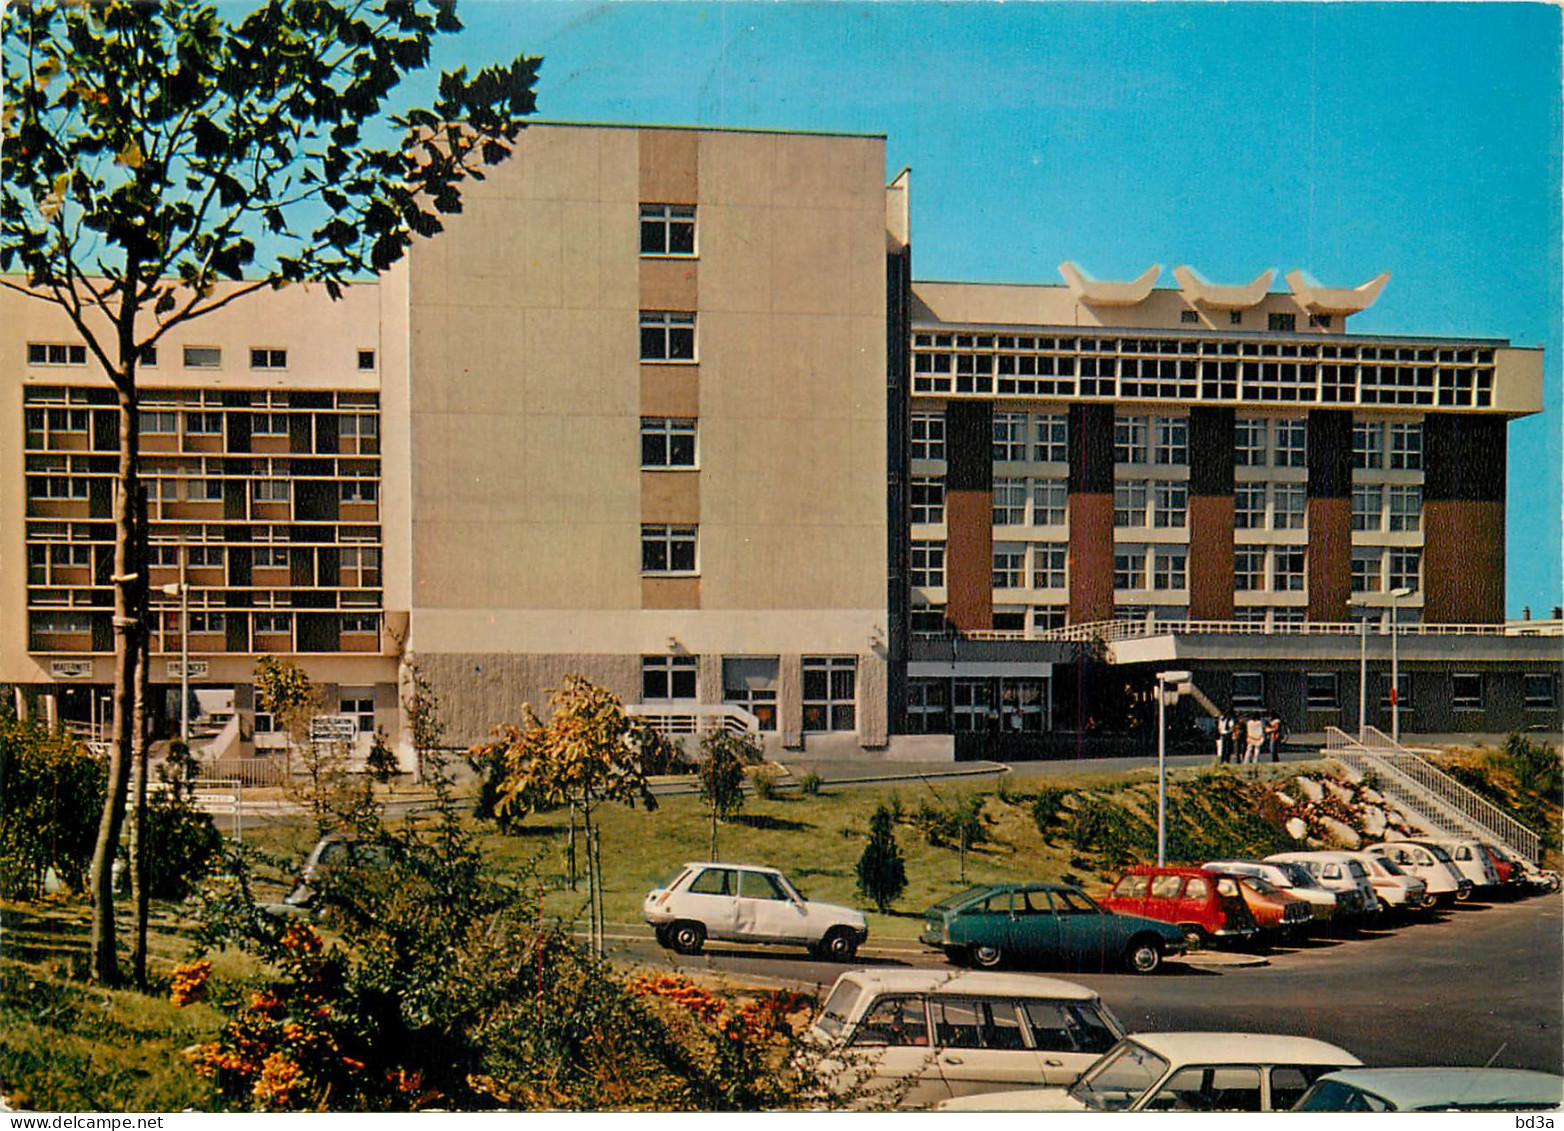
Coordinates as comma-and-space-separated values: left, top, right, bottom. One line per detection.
1173, 266, 1275, 310
1059, 261, 1161, 306
1285, 270, 1391, 315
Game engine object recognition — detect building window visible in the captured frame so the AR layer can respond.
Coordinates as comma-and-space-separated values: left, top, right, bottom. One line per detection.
1309, 313, 1333, 329
1235, 418, 1268, 467
1000, 679, 1048, 732
250, 347, 287, 370
255, 611, 292, 634
1272, 483, 1306, 530
140, 410, 178, 434
1351, 548, 1384, 593
182, 346, 221, 369
1351, 484, 1383, 531
1232, 672, 1265, 709
340, 414, 378, 439
1388, 485, 1422, 532
1031, 605, 1067, 631
723, 657, 777, 731
1114, 481, 1148, 528
28, 475, 89, 500
1032, 543, 1067, 589
252, 412, 289, 437
357, 349, 377, 370
1114, 545, 1147, 591
1235, 548, 1266, 591
1306, 673, 1339, 709
911, 411, 945, 461
1229, 311, 1243, 327
910, 477, 945, 524
906, 679, 951, 734
1151, 546, 1187, 591
992, 545, 1025, 589
254, 479, 291, 503
1271, 607, 1306, 626
910, 605, 947, 635
186, 478, 224, 503
642, 655, 697, 701
1235, 483, 1267, 530
641, 417, 697, 468
341, 546, 380, 586
1389, 548, 1421, 591
992, 412, 1029, 462
1268, 312, 1297, 332
1352, 422, 1384, 469
1152, 481, 1187, 528
340, 690, 376, 732
1114, 415, 1148, 464
1524, 674, 1557, 710
1032, 479, 1067, 526
341, 477, 378, 503
803, 656, 856, 732
186, 545, 225, 568
639, 311, 695, 361
992, 608, 1026, 632
1390, 422, 1423, 470
253, 546, 290, 568
992, 478, 1027, 525
1274, 419, 1307, 467
640, 203, 696, 256
910, 541, 945, 588
1032, 413, 1068, 462
952, 678, 995, 732
1153, 417, 1188, 466
1233, 606, 1267, 625
187, 611, 227, 634
28, 342, 88, 366
1274, 549, 1306, 591
641, 524, 697, 574
185, 411, 223, 435
1451, 673, 1484, 711
1180, 309, 1200, 325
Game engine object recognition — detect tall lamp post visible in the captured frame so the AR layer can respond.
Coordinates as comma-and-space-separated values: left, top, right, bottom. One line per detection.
161, 553, 190, 744
1387, 586, 1413, 745
1155, 669, 1192, 866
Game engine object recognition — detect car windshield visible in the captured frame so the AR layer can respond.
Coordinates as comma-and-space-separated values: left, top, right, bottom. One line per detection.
1070, 1041, 1171, 1112
1425, 844, 1455, 863
1372, 856, 1407, 877
1346, 861, 1368, 880
1294, 1079, 1395, 1112
1277, 862, 1320, 889
777, 874, 805, 901
813, 979, 863, 1040
659, 868, 691, 892
1242, 876, 1280, 896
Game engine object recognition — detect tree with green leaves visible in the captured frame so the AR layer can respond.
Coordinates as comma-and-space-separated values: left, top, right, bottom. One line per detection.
2, 0, 540, 985
855, 803, 907, 914
365, 726, 398, 787
469, 676, 665, 955
697, 729, 757, 860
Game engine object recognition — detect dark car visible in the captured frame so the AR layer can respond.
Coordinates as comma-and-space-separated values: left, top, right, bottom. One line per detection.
920, 882, 1186, 974
1101, 866, 1259, 949
263, 833, 398, 921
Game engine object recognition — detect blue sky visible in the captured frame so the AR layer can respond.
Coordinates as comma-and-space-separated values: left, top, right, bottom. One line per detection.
430, 1, 1561, 617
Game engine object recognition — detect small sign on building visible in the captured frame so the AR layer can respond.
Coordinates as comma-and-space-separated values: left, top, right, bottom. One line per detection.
50, 660, 93, 679
166, 660, 210, 679
309, 714, 360, 742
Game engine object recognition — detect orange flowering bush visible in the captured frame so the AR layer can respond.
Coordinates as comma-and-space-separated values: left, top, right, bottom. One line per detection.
169, 959, 213, 1008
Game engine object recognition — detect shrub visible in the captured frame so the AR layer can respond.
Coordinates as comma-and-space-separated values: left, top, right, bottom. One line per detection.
914, 795, 986, 848
752, 766, 781, 801
0, 717, 107, 898
855, 804, 908, 912
1030, 788, 1068, 837
800, 770, 823, 796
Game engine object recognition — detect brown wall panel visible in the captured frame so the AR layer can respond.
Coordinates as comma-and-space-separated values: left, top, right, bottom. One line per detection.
945, 488, 992, 630
641, 576, 701, 609
1307, 495, 1351, 621
1424, 500, 1505, 623
640, 366, 700, 418
1069, 491, 1114, 623
641, 471, 700, 524
639, 258, 698, 310
1187, 494, 1235, 619
639, 129, 699, 203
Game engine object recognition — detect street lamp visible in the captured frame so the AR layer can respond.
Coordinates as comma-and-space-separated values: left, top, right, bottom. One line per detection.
1387, 586, 1413, 745
161, 551, 189, 744
1155, 669, 1192, 866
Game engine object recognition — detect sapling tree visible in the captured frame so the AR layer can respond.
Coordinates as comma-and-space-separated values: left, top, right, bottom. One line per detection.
697, 728, 758, 860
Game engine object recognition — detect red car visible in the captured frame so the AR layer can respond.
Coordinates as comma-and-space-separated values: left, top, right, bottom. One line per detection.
1102, 866, 1259, 948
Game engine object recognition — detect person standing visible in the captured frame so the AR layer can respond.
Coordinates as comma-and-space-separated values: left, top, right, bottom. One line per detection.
1265, 713, 1283, 763
1244, 715, 1265, 764
1215, 714, 1230, 764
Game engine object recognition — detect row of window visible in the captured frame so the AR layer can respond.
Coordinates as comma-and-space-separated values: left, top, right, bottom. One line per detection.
32, 610, 380, 635
132, 410, 379, 438
1237, 671, 1557, 713
906, 603, 1450, 637
1352, 421, 1424, 470
26, 342, 377, 371
905, 677, 1050, 734
641, 655, 858, 733
27, 474, 379, 505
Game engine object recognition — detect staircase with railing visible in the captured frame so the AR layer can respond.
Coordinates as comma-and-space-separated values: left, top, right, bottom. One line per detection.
1324, 725, 1541, 862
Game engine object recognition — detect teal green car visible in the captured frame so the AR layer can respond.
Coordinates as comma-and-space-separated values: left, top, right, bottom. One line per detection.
921, 883, 1186, 975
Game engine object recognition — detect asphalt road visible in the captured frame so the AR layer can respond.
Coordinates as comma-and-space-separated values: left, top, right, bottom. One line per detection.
604, 892, 1564, 1074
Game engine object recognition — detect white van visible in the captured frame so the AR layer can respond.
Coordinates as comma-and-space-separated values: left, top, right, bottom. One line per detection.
807, 968, 1124, 1108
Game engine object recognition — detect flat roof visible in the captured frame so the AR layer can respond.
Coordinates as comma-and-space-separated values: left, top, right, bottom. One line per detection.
527, 118, 885, 140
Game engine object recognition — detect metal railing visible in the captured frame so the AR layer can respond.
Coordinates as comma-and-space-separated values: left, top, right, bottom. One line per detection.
207, 755, 288, 787
1324, 726, 1541, 862
917, 618, 1564, 645
626, 703, 760, 737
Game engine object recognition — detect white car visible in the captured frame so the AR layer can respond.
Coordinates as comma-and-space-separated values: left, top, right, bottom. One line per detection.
1203, 859, 1338, 927
1338, 850, 1430, 911
1264, 852, 1379, 920
642, 862, 867, 960
807, 969, 1124, 1108
937, 1032, 1363, 1112
1422, 838, 1502, 892
1367, 841, 1472, 904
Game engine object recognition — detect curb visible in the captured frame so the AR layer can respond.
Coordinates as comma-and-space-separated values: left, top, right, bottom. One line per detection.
1175, 950, 1270, 968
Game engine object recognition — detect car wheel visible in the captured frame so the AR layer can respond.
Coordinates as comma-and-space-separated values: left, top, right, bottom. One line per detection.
970, 943, 1003, 969
1454, 886, 1473, 902
1181, 925, 1208, 951
654, 924, 674, 949
669, 921, 706, 955
1124, 936, 1163, 975
818, 927, 859, 963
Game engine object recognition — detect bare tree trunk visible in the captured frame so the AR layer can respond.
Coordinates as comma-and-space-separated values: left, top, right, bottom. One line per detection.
130, 487, 151, 985
89, 377, 142, 985
567, 802, 577, 891
709, 802, 717, 862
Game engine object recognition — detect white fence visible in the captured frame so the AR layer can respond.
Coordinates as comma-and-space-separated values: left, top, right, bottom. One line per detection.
626, 703, 760, 737
925, 618, 1564, 645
